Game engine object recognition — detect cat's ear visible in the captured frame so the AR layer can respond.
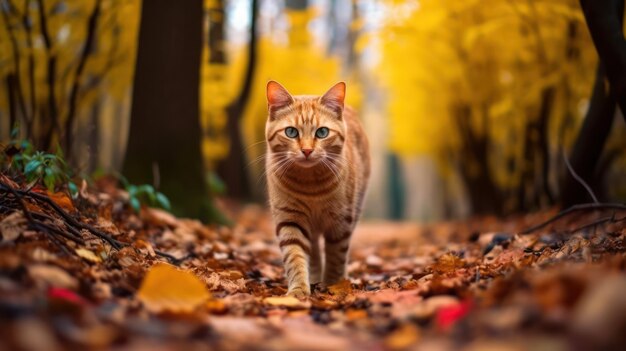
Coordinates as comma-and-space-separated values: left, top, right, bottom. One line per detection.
320, 82, 346, 116
267, 81, 294, 117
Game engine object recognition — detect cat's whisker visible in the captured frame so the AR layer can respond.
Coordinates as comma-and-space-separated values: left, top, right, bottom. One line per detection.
247, 151, 292, 169
321, 158, 342, 183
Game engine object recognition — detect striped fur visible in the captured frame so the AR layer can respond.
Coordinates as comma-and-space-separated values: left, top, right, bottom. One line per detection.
265, 81, 370, 297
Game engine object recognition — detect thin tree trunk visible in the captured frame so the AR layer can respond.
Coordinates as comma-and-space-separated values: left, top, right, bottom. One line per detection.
123, 0, 210, 221
65, 0, 101, 161
536, 86, 556, 205
23, 0, 37, 132
37, 0, 60, 150
216, 0, 258, 199
1, 3, 28, 126
561, 67, 616, 207
579, 0, 626, 119
6, 75, 17, 129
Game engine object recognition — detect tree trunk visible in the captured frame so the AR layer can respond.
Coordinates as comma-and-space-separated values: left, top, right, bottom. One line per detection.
123, 0, 210, 221
215, 0, 258, 199
561, 66, 616, 207
579, 0, 626, 120
453, 103, 502, 215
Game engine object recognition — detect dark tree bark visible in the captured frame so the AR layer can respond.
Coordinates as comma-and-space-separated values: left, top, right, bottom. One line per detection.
215, 0, 258, 199
562, 0, 623, 207
1, 3, 28, 127
123, 0, 210, 221
453, 103, 503, 215
579, 0, 626, 120
65, 0, 101, 161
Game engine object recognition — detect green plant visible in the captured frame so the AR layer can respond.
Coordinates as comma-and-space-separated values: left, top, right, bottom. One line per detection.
2, 126, 77, 196
116, 174, 171, 212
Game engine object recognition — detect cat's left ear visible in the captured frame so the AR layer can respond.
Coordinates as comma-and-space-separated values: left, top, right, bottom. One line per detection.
320, 82, 346, 116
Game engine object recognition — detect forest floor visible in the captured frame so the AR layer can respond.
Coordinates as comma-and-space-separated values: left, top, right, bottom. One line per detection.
1, 175, 626, 351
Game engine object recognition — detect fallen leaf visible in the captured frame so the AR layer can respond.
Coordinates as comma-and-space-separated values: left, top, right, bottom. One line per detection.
28, 264, 78, 289
0, 211, 26, 241
436, 299, 472, 331
48, 287, 89, 306
264, 296, 311, 309
385, 324, 420, 350
433, 254, 465, 274
206, 299, 227, 313
75, 248, 102, 263
47, 191, 75, 212
328, 279, 353, 298
137, 263, 210, 313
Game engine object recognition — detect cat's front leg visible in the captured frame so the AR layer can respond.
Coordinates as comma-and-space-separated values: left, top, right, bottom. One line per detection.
309, 235, 322, 284
277, 222, 312, 297
323, 227, 352, 285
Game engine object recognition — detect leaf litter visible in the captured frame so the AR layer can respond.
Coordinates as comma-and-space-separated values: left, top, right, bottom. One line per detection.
0, 177, 626, 350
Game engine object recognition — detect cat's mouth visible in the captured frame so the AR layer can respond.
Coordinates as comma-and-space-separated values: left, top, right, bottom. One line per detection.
295, 157, 321, 168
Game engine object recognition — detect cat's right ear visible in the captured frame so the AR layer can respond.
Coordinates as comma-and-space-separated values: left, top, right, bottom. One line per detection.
267, 81, 294, 118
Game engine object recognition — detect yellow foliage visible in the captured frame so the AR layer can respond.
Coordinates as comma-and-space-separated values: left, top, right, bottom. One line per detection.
372, 0, 596, 188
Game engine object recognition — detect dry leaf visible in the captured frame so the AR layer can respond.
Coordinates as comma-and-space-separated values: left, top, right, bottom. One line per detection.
46, 191, 75, 212
328, 279, 353, 297
75, 248, 102, 263
28, 264, 78, 289
0, 211, 26, 241
385, 324, 420, 350
264, 296, 311, 309
137, 263, 210, 313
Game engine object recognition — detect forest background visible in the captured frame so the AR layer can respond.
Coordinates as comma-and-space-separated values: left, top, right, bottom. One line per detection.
1, 0, 625, 223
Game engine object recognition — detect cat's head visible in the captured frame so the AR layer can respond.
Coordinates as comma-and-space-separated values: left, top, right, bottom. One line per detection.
265, 81, 346, 168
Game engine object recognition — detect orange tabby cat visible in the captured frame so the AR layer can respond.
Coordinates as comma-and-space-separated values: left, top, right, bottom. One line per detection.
265, 81, 370, 297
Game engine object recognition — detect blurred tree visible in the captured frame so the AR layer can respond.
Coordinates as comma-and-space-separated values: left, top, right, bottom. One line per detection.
202, 0, 258, 200
579, 0, 626, 117
219, 0, 258, 199
373, 0, 598, 215
562, 0, 624, 206
123, 0, 211, 221
0, 0, 140, 171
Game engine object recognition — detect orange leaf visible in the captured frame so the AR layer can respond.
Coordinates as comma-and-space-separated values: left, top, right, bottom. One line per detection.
47, 191, 75, 212
137, 263, 210, 313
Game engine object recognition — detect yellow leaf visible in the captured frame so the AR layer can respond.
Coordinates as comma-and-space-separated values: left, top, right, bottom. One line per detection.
137, 263, 210, 313
75, 249, 102, 263
328, 279, 353, 297
385, 324, 420, 350
263, 296, 311, 309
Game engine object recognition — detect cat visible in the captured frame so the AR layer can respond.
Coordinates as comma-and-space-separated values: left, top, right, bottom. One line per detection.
265, 81, 370, 297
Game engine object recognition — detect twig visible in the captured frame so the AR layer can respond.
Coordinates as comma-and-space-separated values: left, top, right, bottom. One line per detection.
570, 214, 626, 234
563, 148, 599, 203
521, 203, 626, 234
2, 184, 79, 254
0, 180, 187, 265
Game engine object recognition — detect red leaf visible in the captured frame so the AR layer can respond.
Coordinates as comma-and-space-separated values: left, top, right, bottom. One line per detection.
47, 287, 89, 307
435, 299, 472, 331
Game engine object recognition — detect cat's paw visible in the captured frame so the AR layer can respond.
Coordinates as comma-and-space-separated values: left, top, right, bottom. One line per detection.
287, 286, 310, 299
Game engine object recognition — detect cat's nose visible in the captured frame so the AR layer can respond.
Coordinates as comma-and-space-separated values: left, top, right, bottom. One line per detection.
301, 149, 313, 159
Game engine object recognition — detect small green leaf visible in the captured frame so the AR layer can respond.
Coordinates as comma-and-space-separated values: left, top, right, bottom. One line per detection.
44, 173, 56, 191
155, 192, 171, 210
68, 181, 78, 198
207, 171, 226, 195
130, 197, 141, 212
24, 160, 41, 174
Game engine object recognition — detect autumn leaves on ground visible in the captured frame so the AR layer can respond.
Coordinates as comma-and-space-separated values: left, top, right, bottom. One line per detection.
0, 173, 625, 350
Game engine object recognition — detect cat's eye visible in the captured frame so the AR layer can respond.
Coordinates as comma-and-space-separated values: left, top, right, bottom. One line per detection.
315, 127, 329, 139
285, 127, 299, 138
